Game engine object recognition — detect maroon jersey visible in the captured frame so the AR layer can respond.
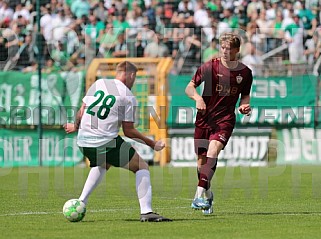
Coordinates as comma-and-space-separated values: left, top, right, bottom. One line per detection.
191, 58, 253, 129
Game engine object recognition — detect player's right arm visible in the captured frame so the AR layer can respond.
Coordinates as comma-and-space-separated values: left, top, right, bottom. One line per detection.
185, 81, 206, 115
122, 121, 165, 151
64, 103, 86, 134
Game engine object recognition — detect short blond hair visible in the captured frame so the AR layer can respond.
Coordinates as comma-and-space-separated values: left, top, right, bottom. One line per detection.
116, 61, 138, 73
219, 33, 241, 49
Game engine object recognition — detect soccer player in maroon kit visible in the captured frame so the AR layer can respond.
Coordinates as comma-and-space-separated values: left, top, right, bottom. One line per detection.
185, 32, 253, 214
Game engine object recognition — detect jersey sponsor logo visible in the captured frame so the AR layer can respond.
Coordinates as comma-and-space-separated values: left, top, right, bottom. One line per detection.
216, 84, 238, 95
236, 75, 243, 84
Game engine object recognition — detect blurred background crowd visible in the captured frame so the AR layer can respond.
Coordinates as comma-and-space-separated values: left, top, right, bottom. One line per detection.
0, 0, 320, 76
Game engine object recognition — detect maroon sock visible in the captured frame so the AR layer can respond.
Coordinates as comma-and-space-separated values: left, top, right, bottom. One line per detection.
197, 158, 217, 190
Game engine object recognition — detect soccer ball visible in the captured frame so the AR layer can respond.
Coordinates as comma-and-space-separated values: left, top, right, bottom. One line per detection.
63, 199, 86, 222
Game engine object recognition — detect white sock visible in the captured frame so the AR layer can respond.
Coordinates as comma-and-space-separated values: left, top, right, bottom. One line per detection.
136, 169, 152, 214
196, 186, 206, 198
79, 166, 106, 204
204, 188, 212, 199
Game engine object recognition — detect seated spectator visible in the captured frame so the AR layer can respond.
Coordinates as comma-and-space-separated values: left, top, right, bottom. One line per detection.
0, 1, 14, 25
84, 14, 105, 48
52, 8, 73, 42
134, 38, 145, 57
1, 26, 20, 71
247, 0, 264, 19
144, 33, 169, 58
42, 58, 59, 74
13, 34, 37, 70
222, 8, 239, 30
202, 37, 219, 63
112, 33, 129, 58
127, 10, 144, 38
194, 0, 210, 29
174, 34, 201, 74
112, 11, 130, 35
136, 20, 155, 48
171, 0, 194, 27
13, 3, 30, 22
71, 0, 91, 19
98, 23, 118, 58
71, 53, 86, 72
50, 41, 69, 69
22, 61, 37, 73
93, 0, 108, 22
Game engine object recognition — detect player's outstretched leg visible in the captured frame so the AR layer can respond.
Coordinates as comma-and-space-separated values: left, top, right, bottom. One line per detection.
124, 152, 172, 222
79, 165, 107, 204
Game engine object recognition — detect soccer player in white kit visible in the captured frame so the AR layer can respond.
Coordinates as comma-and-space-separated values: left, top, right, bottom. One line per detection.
64, 61, 171, 222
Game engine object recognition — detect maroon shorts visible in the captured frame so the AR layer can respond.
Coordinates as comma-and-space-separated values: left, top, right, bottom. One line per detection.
194, 124, 234, 156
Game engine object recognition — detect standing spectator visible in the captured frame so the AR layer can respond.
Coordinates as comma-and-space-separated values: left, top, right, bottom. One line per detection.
256, 9, 273, 52
52, 8, 73, 42
40, 4, 53, 42
284, 13, 306, 64
154, 6, 165, 35
241, 42, 264, 77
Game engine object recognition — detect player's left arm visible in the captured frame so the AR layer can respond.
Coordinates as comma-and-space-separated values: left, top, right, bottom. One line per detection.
64, 103, 86, 133
122, 121, 165, 151
238, 95, 251, 116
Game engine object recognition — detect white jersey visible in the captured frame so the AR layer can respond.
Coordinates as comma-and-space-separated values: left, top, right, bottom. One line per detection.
77, 79, 138, 147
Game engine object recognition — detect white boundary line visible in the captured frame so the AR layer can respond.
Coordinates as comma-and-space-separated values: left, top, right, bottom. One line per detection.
0, 206, 191, 217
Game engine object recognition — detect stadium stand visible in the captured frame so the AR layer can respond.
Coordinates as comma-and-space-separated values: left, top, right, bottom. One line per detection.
0, 0, 320, 76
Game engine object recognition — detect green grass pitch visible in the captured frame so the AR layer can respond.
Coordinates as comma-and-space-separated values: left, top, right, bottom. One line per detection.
0, 165, 320, 239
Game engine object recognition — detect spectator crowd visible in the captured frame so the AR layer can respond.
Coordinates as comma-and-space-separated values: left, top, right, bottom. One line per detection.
0, 0, 321, 75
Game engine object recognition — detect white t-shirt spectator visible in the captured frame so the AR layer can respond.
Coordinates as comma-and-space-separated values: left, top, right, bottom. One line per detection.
13, 8, 30, 21
40, 13, 53, 41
